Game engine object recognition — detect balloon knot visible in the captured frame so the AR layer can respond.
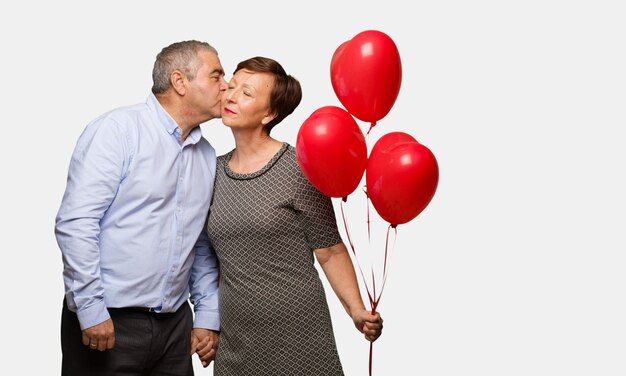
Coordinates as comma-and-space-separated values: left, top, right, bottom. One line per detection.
342, 196, 348, 202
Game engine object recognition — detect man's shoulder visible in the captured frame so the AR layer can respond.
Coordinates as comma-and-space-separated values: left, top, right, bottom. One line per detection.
196, 135, 216, 155
83, 102, 151, 136
98, 102, 150, 124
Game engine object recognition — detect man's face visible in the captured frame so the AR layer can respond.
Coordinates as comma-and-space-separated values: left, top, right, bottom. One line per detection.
186, 50, 227, 122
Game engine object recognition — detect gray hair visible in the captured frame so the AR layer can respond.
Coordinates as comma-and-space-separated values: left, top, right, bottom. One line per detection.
151, 40, 218, 94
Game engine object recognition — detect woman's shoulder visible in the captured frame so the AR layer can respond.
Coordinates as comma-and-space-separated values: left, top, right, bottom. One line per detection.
283, 143, 296, 159
216, 149, 235, 164
278, 143, 299, 169
280, 143, 310, 184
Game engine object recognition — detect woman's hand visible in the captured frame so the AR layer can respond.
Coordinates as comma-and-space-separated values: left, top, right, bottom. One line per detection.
351, 309, 384, 342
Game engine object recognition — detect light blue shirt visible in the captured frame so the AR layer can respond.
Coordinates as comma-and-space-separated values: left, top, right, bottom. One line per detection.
55, 94, 219, 331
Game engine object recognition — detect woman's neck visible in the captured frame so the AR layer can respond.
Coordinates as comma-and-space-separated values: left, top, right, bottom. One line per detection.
229, 129, 283, 174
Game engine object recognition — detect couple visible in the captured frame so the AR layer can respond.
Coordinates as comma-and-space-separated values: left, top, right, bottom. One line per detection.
55, 40, 383, 376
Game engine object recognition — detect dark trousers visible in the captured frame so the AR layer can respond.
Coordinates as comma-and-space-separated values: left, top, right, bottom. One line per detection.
61, 299, 194, 376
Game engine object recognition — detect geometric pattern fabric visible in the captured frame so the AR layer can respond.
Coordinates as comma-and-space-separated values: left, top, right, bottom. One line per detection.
208, 143, 344, 375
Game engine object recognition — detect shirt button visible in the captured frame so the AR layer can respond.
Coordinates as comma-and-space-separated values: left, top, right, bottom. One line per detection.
176, 236, 181, 241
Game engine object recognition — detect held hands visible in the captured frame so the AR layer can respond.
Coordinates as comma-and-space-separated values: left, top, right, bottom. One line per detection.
82, 319, 115, 351
191, 328, 220, 368
351, 309, 383, 342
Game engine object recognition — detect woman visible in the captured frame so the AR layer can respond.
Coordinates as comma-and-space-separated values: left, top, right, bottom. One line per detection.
201, 56, 382, 375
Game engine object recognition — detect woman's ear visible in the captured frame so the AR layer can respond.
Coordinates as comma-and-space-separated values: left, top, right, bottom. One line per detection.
261, 111, 277, 126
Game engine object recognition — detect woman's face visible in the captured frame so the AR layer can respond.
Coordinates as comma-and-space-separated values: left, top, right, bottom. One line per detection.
221, 69, 276, 130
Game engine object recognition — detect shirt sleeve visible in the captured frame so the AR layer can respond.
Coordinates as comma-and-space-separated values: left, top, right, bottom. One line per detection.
292, 159, 343, 250
189, 212, 220, 330
55, 116, 130, 330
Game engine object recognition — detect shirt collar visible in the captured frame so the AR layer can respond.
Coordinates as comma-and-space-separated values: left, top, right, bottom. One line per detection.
146, 93, 202, 145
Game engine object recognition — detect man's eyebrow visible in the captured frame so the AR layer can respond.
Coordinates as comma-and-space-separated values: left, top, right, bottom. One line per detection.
211, 68, 225, 75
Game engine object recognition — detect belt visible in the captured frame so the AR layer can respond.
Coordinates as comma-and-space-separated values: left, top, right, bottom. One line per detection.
109, 306, 159, 313
109, 301, 187, 314
131, 307, 157, 313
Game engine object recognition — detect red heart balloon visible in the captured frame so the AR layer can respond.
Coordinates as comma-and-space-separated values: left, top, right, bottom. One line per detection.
296, 106, 367, 198
366, 132, 439, 225
331, 30, 402, 124
309, 105, 349, 119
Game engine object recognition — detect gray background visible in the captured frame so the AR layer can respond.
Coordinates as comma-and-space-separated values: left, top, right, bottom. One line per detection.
2, 0, 624, 374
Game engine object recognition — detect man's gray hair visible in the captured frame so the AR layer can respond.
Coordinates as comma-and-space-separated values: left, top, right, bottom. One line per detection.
151, 40, 218, 94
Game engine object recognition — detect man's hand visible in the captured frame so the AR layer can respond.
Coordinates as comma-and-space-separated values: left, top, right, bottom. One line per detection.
82, 319, 115, 351
191, 328, 219, 367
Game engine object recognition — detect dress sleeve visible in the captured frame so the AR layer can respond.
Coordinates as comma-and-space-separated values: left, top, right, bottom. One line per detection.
292, 159, 343, 250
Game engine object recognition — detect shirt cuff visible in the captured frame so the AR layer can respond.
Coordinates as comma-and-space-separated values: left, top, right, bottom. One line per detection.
193, 309, 220, 331
76, 300, 110, 330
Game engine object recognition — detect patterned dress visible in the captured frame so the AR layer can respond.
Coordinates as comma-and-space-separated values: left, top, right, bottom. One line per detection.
207, 143, 345, 375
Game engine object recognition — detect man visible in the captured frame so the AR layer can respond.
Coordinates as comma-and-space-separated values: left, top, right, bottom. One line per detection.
55, 40, 225, 375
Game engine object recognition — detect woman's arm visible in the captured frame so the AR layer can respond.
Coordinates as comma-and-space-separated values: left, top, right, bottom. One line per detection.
315, 242, 383, 342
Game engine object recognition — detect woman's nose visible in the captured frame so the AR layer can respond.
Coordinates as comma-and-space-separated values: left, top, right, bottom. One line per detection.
225, 88, 238, 102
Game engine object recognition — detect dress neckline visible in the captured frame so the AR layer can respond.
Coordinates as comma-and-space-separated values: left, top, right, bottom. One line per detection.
223, 142, 289, 180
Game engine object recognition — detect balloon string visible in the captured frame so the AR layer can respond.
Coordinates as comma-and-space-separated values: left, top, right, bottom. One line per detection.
369, 341, 374, 376
371, 268, 376, 307
376, 224, 397, 307
340, 197, 397, 376
363, 186, 371, 243
340, 197, 375, 308
368, 224, 396, 376
340, 197, 376, 376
